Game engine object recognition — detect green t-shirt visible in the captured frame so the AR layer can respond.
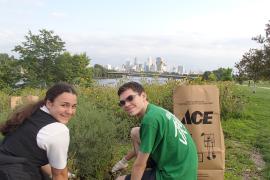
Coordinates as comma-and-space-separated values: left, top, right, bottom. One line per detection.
139, 104, 198, 180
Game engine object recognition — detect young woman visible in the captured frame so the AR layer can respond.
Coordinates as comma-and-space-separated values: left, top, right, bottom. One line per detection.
0, 82, 77, 180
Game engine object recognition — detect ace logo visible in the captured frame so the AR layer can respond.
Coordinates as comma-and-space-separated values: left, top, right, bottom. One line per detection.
173, 85, 225, 179
181, 110, 213, 125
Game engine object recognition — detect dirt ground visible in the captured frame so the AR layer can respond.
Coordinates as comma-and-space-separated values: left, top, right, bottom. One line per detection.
242, 149, 266, 180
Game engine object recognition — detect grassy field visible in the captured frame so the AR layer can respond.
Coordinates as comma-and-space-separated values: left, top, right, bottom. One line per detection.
256, 81, 270, 87
223, 86, 270, 179
242, 80, 270, 88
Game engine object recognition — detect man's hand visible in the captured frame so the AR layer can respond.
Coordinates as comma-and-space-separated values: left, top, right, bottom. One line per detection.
111, 157, 128, 173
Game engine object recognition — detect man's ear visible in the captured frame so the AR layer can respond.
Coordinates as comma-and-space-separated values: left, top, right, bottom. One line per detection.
142, 92, 147, 99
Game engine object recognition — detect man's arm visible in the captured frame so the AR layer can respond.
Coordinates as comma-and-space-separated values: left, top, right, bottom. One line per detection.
131, 151, 150, 180
51, 166, 68, 180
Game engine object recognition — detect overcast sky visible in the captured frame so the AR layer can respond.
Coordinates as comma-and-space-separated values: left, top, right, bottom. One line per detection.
0, 0, 270, 72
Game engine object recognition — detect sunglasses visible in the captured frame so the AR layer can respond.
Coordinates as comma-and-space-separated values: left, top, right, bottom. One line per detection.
119, 94, 138, 107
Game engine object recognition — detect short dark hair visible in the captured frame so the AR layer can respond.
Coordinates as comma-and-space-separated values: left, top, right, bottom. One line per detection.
118, 81, 145, 96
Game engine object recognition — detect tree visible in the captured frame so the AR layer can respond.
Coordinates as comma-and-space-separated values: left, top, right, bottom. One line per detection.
262, 22, 270, 78
0, 53, 21, 90
202, 71, 211, 81
93, 64, 108, 78
235, 49, 265, 92
213, 68, 233, 81
54, 52, 93, 87
208, 72, 217, 81
13, 29, 65, 87
235, 20, 270, 85
202, 68, 232, 81
251, 21, 270, 79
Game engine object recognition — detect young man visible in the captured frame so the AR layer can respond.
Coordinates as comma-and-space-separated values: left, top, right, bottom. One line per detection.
113, 81, 198, 180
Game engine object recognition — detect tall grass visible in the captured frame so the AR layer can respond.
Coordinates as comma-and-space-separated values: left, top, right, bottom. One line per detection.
68, 95, 117, 179
218, 82, 248, 119
0, 81, 255, 179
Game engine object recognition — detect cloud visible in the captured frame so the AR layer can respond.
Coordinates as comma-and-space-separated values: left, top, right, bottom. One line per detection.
50, 12, 67, 18
0, 0, 8, 3
0, 30, 24, 53
1, 0, 269, 71
0, 0, 44, 7
59, 31, 258, 71
0, 23, 262, 71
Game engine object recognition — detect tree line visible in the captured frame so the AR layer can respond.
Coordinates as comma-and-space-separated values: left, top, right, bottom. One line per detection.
202, 68, 233, 81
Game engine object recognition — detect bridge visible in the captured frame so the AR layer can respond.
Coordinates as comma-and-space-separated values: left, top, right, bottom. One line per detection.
107, 72, 200, 79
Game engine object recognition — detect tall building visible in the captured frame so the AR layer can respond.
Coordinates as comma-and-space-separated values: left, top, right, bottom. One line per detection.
144, 62, 149, 72
104, 64, 112, 70
134, 57, 138, 65
147, 56, 153, 67
126, 60, 131, 67
137, 64, 144, 72
177, 65, 184, 74
145, 57, 154, 72
123, 60, 132, 72
150, 58, 156, 72
156, 57, 166, 73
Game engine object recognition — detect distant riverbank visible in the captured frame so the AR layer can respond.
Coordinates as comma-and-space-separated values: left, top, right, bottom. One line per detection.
94, 77, 169, 86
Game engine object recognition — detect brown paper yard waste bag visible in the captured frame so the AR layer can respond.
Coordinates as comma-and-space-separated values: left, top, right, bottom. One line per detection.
173, 85, 225, 180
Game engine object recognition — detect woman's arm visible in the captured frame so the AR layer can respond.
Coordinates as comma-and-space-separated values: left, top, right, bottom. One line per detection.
41, 164, 52, 178
51, 166, 68, 180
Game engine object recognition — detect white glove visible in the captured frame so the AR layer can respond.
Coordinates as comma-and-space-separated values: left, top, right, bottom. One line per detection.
111, 157, 128, 173
68, 171, 76, 179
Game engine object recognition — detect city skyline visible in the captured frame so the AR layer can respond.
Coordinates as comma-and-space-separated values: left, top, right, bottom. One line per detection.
1, 0, 270, 72
104, 56, 188, 74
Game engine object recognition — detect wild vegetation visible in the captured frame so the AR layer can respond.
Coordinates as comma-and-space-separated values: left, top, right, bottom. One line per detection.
1, 80, 269, 179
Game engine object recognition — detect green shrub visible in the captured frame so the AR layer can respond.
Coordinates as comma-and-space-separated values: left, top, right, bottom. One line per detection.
0, 91, 12, 141
0, 91, 10, 117
78, 86, 138, 141
144, 80, 182, 113
68, 95, 117, 179
217, 82, 248, 119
